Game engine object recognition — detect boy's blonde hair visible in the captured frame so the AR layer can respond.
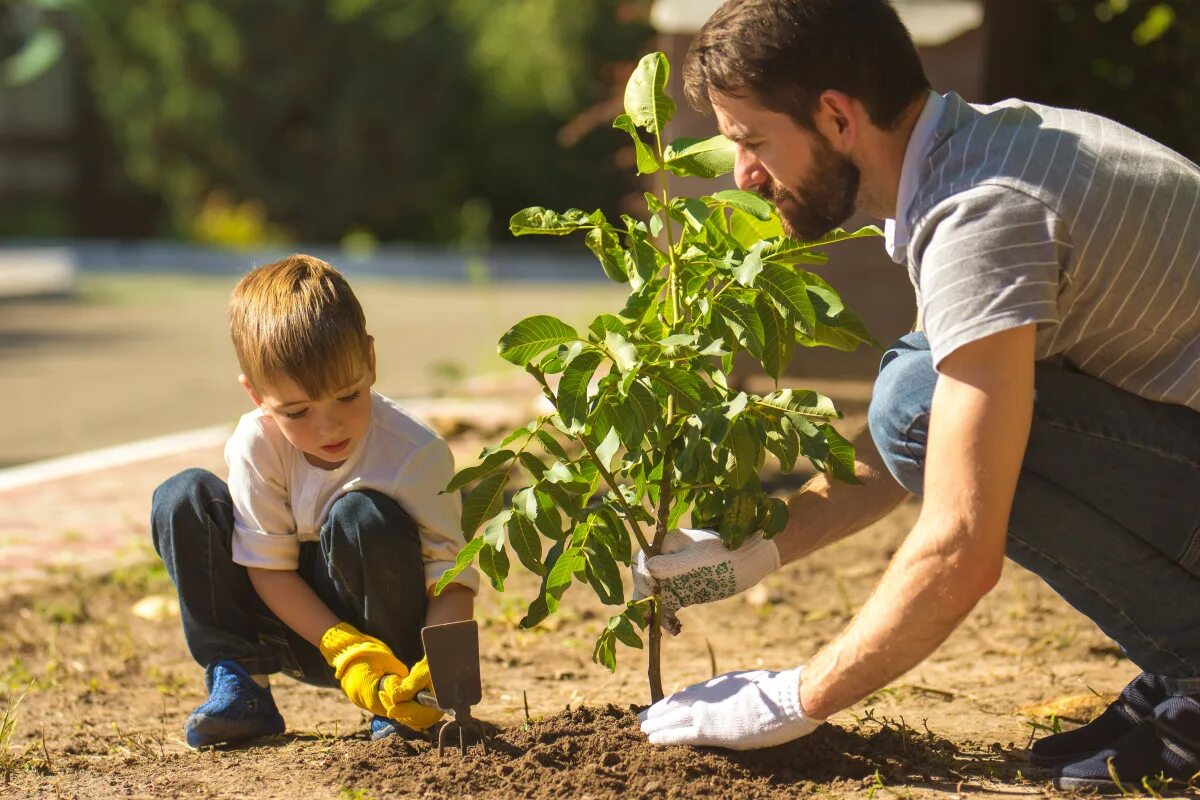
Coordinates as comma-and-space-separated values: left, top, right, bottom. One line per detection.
229, 254, 370, 398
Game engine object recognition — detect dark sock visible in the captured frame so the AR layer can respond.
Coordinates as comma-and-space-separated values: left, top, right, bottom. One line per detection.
1030, 672, 1168, 767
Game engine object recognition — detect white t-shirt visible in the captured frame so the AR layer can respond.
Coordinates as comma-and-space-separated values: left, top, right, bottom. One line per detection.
225, 390, 479, 594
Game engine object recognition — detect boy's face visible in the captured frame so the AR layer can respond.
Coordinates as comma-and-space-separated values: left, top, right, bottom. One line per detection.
240, 339, 377, 470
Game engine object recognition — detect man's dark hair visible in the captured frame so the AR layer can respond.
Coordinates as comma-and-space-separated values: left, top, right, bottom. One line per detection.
683, 0, 930, 131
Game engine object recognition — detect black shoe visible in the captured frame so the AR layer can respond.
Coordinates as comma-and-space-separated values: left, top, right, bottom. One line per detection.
1030, 672, 1168, 767
1054, 696, 1200, 792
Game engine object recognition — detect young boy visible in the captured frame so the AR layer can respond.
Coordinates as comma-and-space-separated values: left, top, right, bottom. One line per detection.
151, 254, 478, 747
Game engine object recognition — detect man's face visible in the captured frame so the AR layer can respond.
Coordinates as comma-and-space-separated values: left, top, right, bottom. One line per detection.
241, 346, 377, 470
711, 91, 860, 241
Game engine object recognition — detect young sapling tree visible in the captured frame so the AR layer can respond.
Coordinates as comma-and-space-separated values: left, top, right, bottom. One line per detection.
435, 52, 880, 703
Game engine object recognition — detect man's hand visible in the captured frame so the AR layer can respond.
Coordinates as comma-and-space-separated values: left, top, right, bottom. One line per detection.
632, 528, 781, 634
639, 667, 823, 750
319, 622, 408, 716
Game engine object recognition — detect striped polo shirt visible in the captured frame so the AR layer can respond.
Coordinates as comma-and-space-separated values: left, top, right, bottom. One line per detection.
895, 92, 1200, 413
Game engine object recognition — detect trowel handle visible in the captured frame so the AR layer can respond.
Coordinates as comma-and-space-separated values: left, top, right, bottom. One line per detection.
416, 689, 445, 713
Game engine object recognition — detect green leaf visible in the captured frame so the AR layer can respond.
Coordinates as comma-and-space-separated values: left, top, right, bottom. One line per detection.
461, 472, 508, 538
585, 227, 629, 283
527, 487, 565, 540
759, 238, 830, 266
433, 538, 485, 595
592, 505, 632, 564
588, 314, 629, 341
593, 628, 617, 672
796, 273, 843, 321
609, 612, 644, 648
445, 449, 515, 492
612, 381, 658, 450
584, 545, 624, 605
727, 418, 761, 489
506, 512, 545, 575
479, 540, 510, 591
481, 509, 512, 549
558, 351, 603, 431
755, 294, 792, 381
535, 430, 569, 461
729, 210, 785, 249
663, 135, 735, 178
705, 190, 772, 221
509, 207, 598, 236
498, 315, 579, 365
668, 197, 711, 232
757, 388, 840, 418
763, 413, 800, 472
802, 307, 882, 351
518, 451, 548, 480
595, 425, 621, 472
800, 225, 883, 248
764, 496, 790, 537
612, 114, 661, 175
625, 234, 663, 290
821, 423, 861, 484
734, 242, 766, 287
545, 546, 586, 613
715, 293, 765, 359
519, 540, 565, 628
643, 192, 664, 213
623, 51, 675, 135
645, 366, 703, 411
758, 262, 816, 333
604, 331, 639, 374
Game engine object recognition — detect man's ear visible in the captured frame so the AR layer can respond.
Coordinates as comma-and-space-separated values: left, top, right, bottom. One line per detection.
239, 374, 265, 407
814, 90, 860, 152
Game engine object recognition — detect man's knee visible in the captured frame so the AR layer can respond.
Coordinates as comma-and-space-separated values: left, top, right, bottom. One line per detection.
868, 339, 938, 496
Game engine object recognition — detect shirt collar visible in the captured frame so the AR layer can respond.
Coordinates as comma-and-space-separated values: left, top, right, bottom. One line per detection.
884, 90, 946, 263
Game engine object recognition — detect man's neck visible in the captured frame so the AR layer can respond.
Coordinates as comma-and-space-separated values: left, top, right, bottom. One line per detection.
857, 93, 929, 220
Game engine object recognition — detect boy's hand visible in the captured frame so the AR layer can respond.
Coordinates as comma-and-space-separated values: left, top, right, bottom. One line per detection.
379, 696, 444, 731
379, 656, 431, 704
319, 622, 409, 716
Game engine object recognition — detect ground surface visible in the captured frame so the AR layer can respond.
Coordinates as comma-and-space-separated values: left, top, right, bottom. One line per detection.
2, 481, 1176, 799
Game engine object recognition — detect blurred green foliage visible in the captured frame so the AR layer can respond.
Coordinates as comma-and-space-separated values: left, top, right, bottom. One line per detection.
1041, 0, 1200, 161
71, 0, 652, 243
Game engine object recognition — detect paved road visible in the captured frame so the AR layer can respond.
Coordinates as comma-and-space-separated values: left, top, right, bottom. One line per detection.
0, 274, 628, 467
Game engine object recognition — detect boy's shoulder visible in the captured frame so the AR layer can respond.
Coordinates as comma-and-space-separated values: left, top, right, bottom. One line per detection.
225, 406, 289, 462
368, 391, 445, 452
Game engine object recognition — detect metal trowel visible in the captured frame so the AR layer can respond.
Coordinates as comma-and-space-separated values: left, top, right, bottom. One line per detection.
413, 619, 489, 755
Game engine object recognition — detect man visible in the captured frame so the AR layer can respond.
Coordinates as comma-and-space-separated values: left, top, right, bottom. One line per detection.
631, 0, 1200, 790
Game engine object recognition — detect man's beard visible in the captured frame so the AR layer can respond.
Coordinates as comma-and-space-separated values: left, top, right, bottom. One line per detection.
761, 137, 860, 242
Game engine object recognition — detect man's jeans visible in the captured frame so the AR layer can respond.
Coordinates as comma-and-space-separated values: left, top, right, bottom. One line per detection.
150, 469, 427, 685
869, 333, 1200, 687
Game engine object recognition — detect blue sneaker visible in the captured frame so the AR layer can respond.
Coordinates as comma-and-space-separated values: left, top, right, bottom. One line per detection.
369, 715, 428, 742
184, 660, 285, 748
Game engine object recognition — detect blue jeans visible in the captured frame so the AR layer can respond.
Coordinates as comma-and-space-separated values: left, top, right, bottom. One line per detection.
869, 333, 1200, 687
150, 469, 427, 684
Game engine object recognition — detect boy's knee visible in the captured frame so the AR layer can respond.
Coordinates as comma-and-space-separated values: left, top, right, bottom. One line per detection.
151, 469, 228, 546
868, 344, 937, 496
327, 491, 419, 550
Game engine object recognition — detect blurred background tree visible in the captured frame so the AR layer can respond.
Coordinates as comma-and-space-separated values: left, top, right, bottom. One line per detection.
69, 0, 652, 243
986, 0, 1199, 162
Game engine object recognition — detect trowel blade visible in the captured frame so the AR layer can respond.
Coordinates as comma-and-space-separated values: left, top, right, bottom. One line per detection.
421, 619, 482, 709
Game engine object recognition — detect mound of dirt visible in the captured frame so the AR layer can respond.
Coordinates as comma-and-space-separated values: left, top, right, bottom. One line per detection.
327, 705, 978, 800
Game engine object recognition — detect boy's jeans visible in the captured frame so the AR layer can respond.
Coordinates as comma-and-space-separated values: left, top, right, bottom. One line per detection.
151, 469, 427, 686
868, 333, 1200, 688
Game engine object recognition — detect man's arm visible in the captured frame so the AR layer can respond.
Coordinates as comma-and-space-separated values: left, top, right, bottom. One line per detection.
425, 583, 474, 627
799, 323, 1036, 718
774, 427, 911, 564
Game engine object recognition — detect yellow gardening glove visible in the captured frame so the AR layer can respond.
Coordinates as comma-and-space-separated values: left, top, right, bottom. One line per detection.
378, 657, 442, 730
319, 622, 409, 717
380, 656, 431, 703
379, 697, 444, 731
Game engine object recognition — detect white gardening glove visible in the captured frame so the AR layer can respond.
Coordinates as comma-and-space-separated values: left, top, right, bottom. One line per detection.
638, 667, 823, 750
631, 528, 781, 635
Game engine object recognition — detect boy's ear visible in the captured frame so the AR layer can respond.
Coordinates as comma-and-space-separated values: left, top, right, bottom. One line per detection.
366, 336, 377, 385
239, 375, 265, 407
